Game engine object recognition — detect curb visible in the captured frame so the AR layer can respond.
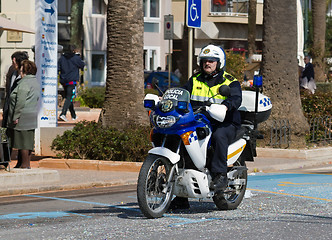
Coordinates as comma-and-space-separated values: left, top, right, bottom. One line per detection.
247, 158, 332, 173
35, 147, 332, 173
0, 169, 60, 188
0, 180, 137, 197
38, 158, 143, 172
256, 147, 332, 160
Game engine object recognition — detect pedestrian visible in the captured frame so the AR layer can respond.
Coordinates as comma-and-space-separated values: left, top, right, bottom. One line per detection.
300, 56, 316, 94
6, 60, 40, 169
170, 44, 242, 209
2, 51, 29, 128
58, 45, 85, 122
2, 51, 29, 167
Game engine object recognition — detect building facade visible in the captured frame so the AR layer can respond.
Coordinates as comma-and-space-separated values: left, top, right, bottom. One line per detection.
172, 0, 264, 71
0, 0, 173, 88
0, 0, 35, 87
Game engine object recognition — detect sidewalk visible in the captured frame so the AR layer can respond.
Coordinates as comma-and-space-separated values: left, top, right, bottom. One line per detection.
1, 107, 331, 197
0, 147, 331, 197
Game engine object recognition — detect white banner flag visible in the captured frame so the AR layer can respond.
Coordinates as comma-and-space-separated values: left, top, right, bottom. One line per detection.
35, 0, 58, 155
35, 0, 58, 128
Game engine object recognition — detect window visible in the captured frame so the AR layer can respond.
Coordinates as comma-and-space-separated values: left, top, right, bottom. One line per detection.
93, 0, 106, 14
144, 0, 160, 33
144, 47, 159, 71
144, 23, 159, 33
91, 53, 106, 85
144, 0, 160, 18
210, 0, 249, 16
58, 0, 71, 23
150, 0, 160, 17
58, 0, 71, 15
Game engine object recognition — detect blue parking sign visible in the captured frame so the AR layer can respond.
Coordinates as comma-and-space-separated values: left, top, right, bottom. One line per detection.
186, 0, 201, 28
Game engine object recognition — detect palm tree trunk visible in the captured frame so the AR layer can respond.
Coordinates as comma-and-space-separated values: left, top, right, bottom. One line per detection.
312, 0, 327, 82
102, 0, 148, 130
248, 0, 257, 62
261, 0, 309, 147
70, 0, 84, 50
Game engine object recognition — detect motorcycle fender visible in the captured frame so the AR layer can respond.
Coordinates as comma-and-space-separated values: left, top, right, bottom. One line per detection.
227, 138, 246, 166
148, 147, 180, 164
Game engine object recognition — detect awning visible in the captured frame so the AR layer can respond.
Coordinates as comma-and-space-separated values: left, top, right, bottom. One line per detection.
174, 22, 263, 41
0, 16, 35, 34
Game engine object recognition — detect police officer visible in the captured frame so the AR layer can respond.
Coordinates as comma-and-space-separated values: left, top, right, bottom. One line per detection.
170, 44, 242, 210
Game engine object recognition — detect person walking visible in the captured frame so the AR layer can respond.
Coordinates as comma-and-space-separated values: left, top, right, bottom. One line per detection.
300, 56, 316, 94
58, 45, 85, 122
6, 60, 40, 169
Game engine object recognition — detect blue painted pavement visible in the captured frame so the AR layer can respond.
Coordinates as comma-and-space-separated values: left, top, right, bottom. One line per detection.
248, 173, 332, 202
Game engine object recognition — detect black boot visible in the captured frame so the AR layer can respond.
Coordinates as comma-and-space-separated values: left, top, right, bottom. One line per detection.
14, 151, 22, 168
168, 196, 190, 210
211, 173, 228, 191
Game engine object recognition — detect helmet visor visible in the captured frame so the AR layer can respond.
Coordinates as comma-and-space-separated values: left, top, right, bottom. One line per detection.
201, 57, 219, 62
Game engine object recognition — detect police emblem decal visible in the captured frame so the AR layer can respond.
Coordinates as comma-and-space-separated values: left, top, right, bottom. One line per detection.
203, 49, 210, 54
161, 100, 173, 112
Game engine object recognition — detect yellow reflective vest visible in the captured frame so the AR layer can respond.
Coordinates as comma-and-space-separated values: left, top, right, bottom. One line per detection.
191, 71, 237, 104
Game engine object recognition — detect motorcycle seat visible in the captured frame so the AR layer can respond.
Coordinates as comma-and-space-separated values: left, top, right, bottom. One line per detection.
232, 127, 246, 143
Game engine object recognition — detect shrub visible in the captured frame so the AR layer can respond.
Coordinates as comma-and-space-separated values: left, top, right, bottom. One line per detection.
51, 121, 151, 162
225, 51, 248, 83
78, 87, 105, 108
301, 90, 332, 145
301, 90, 332, 119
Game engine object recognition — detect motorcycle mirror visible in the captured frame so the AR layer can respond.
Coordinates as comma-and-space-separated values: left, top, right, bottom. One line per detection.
219, 85, 231, 97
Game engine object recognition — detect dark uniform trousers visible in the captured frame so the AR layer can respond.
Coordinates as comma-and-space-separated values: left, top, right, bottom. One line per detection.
210, 122, 237, 174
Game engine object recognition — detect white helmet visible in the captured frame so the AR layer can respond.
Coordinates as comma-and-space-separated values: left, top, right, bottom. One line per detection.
197, 45, 226, 70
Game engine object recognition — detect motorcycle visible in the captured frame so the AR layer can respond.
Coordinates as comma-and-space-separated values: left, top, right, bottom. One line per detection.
137, 85, 272, 219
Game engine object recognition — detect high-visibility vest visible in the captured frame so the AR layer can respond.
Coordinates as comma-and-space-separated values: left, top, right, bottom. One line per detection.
191, 72, 237, 104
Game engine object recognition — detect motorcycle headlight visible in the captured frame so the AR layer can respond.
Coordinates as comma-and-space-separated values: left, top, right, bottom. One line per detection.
154, 115, 177, 128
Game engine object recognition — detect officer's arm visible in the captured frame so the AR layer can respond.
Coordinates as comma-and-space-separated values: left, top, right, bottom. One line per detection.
181, 77, 193, 92
221, 81, 242, 110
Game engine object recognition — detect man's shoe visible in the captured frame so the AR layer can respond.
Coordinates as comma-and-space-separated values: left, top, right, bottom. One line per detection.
168, 197, 190, 210
212, 173, 228, 191
59, 115, 68, 122
72, 116, 78, 120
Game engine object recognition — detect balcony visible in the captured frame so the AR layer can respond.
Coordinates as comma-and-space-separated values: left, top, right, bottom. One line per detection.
210, 0, 249, 17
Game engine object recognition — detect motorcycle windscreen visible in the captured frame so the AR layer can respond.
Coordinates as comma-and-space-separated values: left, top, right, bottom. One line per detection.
161, 88, 190, 111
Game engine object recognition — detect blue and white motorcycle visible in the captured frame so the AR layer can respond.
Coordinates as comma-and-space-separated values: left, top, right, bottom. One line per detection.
137, 86, 272, 218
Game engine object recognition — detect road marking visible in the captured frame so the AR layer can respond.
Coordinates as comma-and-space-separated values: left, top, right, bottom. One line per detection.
277, 182, 332, 187
0, 211, 91, 220
23, 194, 141, 212
248, 188, 332, 202
17, 194, 220, 226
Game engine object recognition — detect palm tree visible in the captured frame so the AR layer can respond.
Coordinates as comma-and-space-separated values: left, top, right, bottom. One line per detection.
248, 0, 257, 62
101, 0, 148, 129
70, 0, 84, 50
261, 0, 309, 147
311, 0, 327, 82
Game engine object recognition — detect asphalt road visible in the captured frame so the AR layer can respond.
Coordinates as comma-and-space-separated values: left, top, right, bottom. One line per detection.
0, 167, 331, 240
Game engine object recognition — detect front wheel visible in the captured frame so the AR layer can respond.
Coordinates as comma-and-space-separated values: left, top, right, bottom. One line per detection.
213, 161, 248, 210
137, 154, 175, 218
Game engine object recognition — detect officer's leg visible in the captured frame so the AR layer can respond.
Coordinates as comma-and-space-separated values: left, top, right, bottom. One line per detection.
211, 123, 237, 191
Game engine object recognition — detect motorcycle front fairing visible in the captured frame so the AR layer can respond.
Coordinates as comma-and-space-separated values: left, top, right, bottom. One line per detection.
148, 88, 213, 170
149, 103, 212, 169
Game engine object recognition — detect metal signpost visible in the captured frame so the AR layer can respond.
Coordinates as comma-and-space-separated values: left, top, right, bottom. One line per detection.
186, 0, 201, 78
164, 14, 174, 89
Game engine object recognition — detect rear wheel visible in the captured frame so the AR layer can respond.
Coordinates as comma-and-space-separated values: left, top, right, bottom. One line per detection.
137, 154, 174, 218
213, 161, 247, 210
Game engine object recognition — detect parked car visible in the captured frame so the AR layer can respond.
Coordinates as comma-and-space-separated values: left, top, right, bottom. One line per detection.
144, 71, 180, 95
